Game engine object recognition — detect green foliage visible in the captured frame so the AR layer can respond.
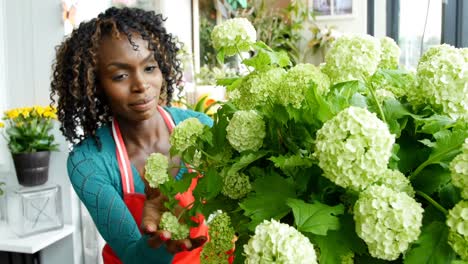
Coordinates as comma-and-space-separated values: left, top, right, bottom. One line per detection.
404, 221, 455, 264
1, 106, 59, 154
150, 26, 468, 262
239, 173, 297, 230
287, 199, 344, 235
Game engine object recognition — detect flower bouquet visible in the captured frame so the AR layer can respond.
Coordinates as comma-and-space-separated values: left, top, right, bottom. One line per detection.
1, 106, 58, 154
1, 106, 59, 186
145, 18, 468, 263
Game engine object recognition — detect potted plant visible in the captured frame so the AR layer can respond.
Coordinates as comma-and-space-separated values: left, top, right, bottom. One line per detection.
0, 106, 59, 186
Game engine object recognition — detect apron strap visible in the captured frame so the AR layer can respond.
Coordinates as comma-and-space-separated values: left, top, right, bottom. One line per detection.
112, 118, 135, 195
157, 106, 175, 133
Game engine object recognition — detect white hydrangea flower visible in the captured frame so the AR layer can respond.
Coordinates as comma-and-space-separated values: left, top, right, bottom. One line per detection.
379, 37, 400, 69
278, 63, 330, 109
170, 117, 205, 154
144, 153, 169, 188
322, 34, 381, 84
450, 138, 468, 199
446, 200, 468, 260
230, 67, 286, 110
222, 172, 252, 199
354, 185, 423, 261
315, 106, 395, 191
226, 110, 266, 152
244, 219, 318, 264
375, 169, 415, 197
411, 44, 468, 120
211, 18, 256, 56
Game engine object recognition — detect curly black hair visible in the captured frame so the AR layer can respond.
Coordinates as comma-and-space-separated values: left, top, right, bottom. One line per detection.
50, 7, 183, 148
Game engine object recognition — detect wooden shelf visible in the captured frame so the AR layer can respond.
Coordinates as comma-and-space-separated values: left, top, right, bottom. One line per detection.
0, 221, 74, 254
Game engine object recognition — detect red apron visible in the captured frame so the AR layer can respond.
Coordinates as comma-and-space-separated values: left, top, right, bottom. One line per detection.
102, 106, 207, 264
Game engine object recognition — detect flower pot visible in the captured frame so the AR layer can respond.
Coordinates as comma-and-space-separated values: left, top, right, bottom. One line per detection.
12, 151, 51, 187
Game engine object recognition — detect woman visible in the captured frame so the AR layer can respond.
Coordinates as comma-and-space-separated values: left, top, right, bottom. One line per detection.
51, 7, 210, 264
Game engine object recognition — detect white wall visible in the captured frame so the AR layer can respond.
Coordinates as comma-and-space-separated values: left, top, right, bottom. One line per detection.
1, 1, 83, 263
159, 0, 193, 57
313, 0, 368, 35
0, 0, 8, 171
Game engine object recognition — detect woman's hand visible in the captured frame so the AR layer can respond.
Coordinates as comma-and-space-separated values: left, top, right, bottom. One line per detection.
141, 184, 207, 254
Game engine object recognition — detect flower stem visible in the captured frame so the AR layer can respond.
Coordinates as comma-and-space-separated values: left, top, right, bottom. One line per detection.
415, 190, 448, 215
235, 44, 252, 74
367, 80, 387, 124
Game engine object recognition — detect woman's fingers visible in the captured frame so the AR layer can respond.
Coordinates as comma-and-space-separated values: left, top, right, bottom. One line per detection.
146, 230, 171, 249
190, 236, 208, 249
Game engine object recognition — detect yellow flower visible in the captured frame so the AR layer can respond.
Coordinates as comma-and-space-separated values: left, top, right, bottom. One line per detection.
35, 106, 45, 116
0, 121, 4, 128
21, 110, 30, 118
6, 109, 19, 119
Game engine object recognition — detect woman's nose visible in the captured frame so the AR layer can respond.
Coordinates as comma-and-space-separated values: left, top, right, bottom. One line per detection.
131, 73, 149, 92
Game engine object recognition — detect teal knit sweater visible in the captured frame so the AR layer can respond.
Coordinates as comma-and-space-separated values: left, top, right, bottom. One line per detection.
67, 107, 212, 264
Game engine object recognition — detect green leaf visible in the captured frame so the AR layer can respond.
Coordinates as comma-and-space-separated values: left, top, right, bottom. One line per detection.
412, 165, 451, 195
287, 198, 344, 235
216, 77, 240, 87
404, 221, 455, 264
304, 81, 334, 123
240, 173, 297, 229
216, 48, 225, 64
438, 183, 462, 209
193, 167, 223, 200
227, 152, 267, 176
414, 114, 456, 134
312, 214, 366, 264
410, 129, 467, 179
269, 154, 314, 170
243, 51, 271, 71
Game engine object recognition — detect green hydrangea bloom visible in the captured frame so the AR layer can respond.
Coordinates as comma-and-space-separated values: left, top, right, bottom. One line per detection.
144, 153, 169, 188
201, 211, 236, 263
446, 200, 468, 260
411, 44, 468, 120
278, 63, 330, 109
244, 219, 318, 264
211, 18, 256, 56
222, 172, 252, 199
450, 139, 468, 199
226, 110, 265, 152
341, 252, 355, 264
159, 211, 189, 240
230, 68, 286, 110
315, 106, 395, 191
322, 34, 381, 84
354, 185, 423, 261
376, 169, 415, 197
379, 37, 400, 69
170, 117, 204, 154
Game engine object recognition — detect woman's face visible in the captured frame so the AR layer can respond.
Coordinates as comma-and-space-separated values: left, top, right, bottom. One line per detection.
97, 33, 163, 122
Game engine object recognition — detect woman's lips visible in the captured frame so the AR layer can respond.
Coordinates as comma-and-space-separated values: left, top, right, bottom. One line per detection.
129, 97, 156, 111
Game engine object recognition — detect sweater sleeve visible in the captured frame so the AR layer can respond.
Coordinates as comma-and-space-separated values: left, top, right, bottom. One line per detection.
67, 147, 174, 264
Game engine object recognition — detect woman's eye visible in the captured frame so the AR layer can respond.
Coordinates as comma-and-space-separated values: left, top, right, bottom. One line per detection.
112, 74, 127, 81
144, 66, 157, 73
